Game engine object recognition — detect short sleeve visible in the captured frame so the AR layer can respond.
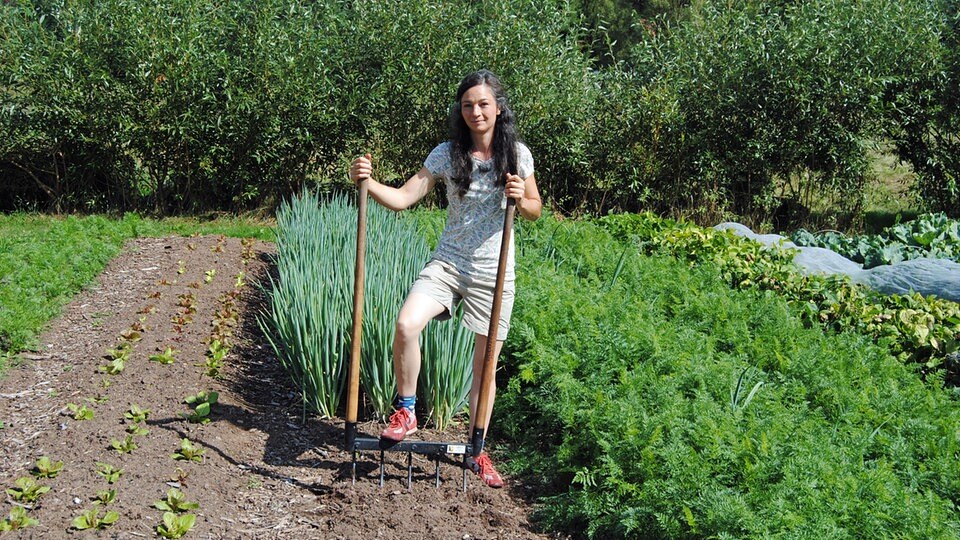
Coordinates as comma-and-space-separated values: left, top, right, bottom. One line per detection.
424, 142, 452, 178
517, 143, 534, 178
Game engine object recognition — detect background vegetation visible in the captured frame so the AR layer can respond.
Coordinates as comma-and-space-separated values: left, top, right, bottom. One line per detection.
2, 0, 958, 224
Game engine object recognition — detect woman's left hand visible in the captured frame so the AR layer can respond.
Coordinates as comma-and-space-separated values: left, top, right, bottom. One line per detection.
505, 174, 525, 201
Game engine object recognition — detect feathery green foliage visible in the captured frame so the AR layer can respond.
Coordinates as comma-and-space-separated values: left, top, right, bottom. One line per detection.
500, 214, 960, 538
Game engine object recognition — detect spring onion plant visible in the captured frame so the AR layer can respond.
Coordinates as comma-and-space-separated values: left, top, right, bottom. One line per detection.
260, 190, 474, 427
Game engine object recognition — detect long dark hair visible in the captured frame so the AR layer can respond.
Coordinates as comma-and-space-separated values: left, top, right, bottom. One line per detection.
448, 70, 519, 198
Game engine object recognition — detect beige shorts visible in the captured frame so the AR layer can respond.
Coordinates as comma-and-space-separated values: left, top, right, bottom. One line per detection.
408, 260, 515, 341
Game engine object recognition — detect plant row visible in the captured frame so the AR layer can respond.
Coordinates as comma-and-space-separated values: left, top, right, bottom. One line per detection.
495, 214, 960, 538
259, 191, 474, 428
3, 428, 201, 536
0, 212, 271, 360
791, 212, 960, 268
4, 235, 254, 535
598, 212, 960, 380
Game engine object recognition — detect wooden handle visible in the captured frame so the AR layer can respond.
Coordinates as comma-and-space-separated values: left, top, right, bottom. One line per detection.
346, 179, 369, 425
471, 197, 516, 455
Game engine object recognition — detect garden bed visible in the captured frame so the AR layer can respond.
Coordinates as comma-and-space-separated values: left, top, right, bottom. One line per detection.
0, 235, 550, 539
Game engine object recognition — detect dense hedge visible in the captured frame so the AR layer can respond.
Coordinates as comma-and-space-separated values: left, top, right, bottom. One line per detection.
2, 0, 958, 220
0, 0, 594, 213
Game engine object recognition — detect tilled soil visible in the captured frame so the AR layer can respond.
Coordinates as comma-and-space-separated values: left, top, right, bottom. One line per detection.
0, 235, 555, 539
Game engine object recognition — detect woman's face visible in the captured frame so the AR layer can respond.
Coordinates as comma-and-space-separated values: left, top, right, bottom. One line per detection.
459, 84, 500, 136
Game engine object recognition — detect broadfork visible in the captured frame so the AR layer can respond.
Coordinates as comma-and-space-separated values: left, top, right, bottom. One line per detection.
343, 174, 516, 490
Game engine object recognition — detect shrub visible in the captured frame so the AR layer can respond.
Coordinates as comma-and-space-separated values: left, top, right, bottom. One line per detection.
609, 0, 943, 222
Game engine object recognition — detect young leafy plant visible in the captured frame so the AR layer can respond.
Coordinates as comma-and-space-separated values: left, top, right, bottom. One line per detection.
95, 462, 123, 484
150, 347, 179, 365
171, 438, 205, 463
30, 456, 64, 479
124, 404, 150, 424
66, 403, 95, 421
0, 506, 38, 531
110, 435, 138, 454
100, 357, 126, 375
182, 390, 218, 424
201, 340, 228, 378
154, 488, 199, 513
126, 423, 149, 436
93, 489, 117, 505
157, 511, 196, 539
204, 269, 216, 283
6, 477, 49, 503
72, 507, 119, 531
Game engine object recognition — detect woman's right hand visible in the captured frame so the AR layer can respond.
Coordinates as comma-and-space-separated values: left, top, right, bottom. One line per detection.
349, 153, 373, 184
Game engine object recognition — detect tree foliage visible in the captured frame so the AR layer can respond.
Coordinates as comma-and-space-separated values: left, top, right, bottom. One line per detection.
1, 0, 958, 221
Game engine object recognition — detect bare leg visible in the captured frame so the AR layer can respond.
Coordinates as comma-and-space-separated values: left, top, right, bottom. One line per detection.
393, 293, 446, 398
468, 333, 504, 436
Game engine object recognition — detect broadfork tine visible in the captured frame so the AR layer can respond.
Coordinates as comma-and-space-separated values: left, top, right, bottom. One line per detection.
379, 450, 385, 487
351, 451, 357, 484
406, 452, 413, 490
435, 456, 441, 488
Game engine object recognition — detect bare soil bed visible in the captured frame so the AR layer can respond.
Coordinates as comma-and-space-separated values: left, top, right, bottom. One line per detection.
0, 235, 556, 539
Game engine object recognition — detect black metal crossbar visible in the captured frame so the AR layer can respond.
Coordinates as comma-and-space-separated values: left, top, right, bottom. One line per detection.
346, 426, 474, 490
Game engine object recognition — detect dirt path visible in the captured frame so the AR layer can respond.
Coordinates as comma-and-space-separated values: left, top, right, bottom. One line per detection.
0, 235, 554, 539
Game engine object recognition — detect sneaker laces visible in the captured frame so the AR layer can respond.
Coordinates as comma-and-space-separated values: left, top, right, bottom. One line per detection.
473, 453, 503, 487
388, 407, 413, 427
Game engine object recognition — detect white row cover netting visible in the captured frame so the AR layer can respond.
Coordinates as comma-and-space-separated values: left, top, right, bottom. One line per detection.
715, 223, 960, 303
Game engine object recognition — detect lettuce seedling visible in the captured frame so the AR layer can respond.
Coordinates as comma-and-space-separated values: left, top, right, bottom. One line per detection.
204, 269, 216, 283
126, 423, 149, 436
124, 404, 150, 423
95, 462, 123, 484
0, 507, 38, 531
110, 435, 138, 454
201, 340, 228, 378
30, 456, 64, 479
157, 512, 196, 539
120, 328, 142, 342
93, 489, 117, 505
72, 507, 119, 531
6, 477, 49, 503
100, 345, 129, 374
171, 439, 205, 463
66, 403, 94, 420
154, 488, 199, 513
150, 347, 178, 365
182, 391, 218, 423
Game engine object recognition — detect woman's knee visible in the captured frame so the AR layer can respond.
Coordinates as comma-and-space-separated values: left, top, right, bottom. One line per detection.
394, 313, 426, 342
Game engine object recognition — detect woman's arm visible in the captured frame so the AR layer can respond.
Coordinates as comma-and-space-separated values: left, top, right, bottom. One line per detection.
506, 173, 542, 221
350, 154, 436, 211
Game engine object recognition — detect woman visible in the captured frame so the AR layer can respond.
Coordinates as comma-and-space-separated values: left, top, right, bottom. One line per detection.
349, 69, 541, 488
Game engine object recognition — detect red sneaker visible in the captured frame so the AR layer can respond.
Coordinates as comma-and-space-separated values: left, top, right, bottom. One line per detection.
380, 408, 417, 441
468, 453, 504, 488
